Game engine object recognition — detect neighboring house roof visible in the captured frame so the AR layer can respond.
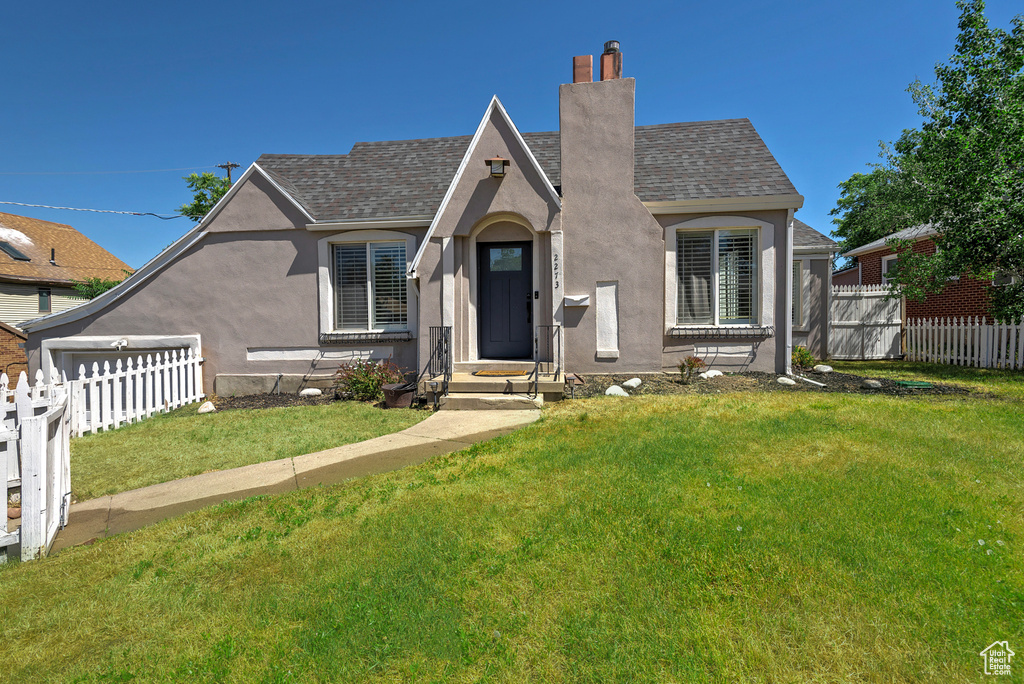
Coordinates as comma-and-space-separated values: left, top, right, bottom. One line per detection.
0, 212, 131, 286
842, 224, 937, 258
0, 320, 27, 341
792, 218, 837, 251
257, 118, 798, 222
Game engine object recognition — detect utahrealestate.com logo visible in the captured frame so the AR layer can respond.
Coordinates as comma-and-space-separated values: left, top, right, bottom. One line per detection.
980, 641, 1014, 676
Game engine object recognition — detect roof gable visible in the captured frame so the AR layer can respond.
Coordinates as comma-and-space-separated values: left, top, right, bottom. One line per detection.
409, 96, 561, 276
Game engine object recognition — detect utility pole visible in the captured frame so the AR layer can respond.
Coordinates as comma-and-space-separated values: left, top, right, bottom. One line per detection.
215, 162, 240, 183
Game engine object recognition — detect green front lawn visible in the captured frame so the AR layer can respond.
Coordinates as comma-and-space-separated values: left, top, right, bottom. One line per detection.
70, 401, 429, 500
1, 365, 1020, 681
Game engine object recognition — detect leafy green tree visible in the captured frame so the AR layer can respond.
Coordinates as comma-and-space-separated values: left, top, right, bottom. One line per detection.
72, 271, 132, 299
833, 0, 1024, 320
829, 166, 930, 255
178, 172, 231, 222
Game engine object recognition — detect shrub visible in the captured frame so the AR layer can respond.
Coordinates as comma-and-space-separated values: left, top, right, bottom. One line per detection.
792, 345, 816, 369
678, 355, 706, 384
334, 358, 406, 402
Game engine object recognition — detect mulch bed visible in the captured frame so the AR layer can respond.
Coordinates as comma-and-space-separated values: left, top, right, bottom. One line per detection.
572, 370, 971, 399
209, 370, 972, 410
212, 392, 338, 411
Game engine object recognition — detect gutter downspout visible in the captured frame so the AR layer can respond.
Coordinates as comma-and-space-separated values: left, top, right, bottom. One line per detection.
785, 209, 794, 376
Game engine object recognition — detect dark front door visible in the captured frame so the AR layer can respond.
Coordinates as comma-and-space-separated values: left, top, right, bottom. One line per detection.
479, 242, 532, 358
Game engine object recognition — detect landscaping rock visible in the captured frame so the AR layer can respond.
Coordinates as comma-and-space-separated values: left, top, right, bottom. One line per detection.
705, 370, 724, 378
197, 401, 217, 414
7, 507, 20, 519
861, 379, 882, 389
776, 376, 797, 386
813, 364, 834, 373
622, 378, 642, 389
605, 385, 629, 397
299, 388, 323, 397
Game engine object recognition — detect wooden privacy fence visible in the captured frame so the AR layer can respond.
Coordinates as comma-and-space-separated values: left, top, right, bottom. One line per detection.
1, 372, 71, 561
906, 317, 1024, 369
69, 348, 204, 436
829, 285, 903, 360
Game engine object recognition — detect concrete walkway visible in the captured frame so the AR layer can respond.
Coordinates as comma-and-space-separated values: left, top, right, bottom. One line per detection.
50, 409, 540, 554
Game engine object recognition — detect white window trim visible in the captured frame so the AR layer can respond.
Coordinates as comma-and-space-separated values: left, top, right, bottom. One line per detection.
881, 254, 899, 285
317, 230, 418, 337
664, 216, 775, 332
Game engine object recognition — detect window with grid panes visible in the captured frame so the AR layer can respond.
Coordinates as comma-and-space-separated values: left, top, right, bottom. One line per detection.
333, 242, 407, 330
676, 229, 758, 326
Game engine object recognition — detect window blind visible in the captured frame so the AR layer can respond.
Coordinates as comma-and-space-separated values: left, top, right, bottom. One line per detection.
677, 231, 713, 325
370, 242, 407, 328
335, 245, 368, 329
718, 230, 757, 324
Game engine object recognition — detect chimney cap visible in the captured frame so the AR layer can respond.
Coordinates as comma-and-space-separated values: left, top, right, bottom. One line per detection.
603, 40, 620, 54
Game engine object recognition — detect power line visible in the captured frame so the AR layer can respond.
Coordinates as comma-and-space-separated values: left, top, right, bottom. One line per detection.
0, 165, 217, 176
0, 200, 185, 220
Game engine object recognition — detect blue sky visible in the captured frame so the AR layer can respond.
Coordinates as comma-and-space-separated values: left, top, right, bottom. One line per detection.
2, 0, 1020, 269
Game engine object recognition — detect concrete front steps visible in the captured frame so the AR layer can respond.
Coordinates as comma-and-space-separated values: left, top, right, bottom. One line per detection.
420, 363, 563, 410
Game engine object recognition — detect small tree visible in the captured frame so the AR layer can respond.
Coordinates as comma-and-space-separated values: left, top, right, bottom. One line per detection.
72, 270, 132, 299
179, 172, 231, 222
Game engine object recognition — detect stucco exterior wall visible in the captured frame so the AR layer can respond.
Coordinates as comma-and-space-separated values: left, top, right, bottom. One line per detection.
26, 173, 423, 393
657, 210, 788, 373
559, 77, 667, 373
792, 256, 830, 360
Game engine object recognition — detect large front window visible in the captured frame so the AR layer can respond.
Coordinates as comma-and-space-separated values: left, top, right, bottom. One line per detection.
333, 242, 407, 330
676, 229, 758, 325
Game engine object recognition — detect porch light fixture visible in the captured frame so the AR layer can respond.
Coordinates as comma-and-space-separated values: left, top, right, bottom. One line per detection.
485, 156, 509, 178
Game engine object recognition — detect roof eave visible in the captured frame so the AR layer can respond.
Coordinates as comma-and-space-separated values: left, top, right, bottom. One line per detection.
644, 194, 804, 215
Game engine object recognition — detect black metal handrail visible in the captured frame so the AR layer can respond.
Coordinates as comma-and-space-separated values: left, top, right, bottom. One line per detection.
531, 325, 561, 397
414, 326, 452, 406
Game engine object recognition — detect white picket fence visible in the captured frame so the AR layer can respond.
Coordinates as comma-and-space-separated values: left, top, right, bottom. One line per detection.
0, 349, 203, 560
906, 317, 1024, 369
68, 348, 204, 437
1, 372, 71, 561
829, 285, 903, 360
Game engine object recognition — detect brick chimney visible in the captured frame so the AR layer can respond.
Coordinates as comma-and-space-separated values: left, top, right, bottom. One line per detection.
572, 55, 592, 83
600, 40, 622, 80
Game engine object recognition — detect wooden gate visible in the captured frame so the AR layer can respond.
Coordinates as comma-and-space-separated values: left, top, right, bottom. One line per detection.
829, 285, 903, 360
0, 372, 71, 561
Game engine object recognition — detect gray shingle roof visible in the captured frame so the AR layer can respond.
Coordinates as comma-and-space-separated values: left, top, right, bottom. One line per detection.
256, 118, 798, 222
793, 218, 838, 249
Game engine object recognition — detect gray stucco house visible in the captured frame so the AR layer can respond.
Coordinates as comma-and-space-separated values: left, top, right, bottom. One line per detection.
22, 45, 833, 398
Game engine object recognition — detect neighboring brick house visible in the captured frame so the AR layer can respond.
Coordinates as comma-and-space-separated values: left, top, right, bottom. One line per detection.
0, 320, 28, 381
842, 224, 993, 320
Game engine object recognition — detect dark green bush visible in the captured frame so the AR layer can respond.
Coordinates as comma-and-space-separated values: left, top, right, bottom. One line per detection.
334, 358, 406, 402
